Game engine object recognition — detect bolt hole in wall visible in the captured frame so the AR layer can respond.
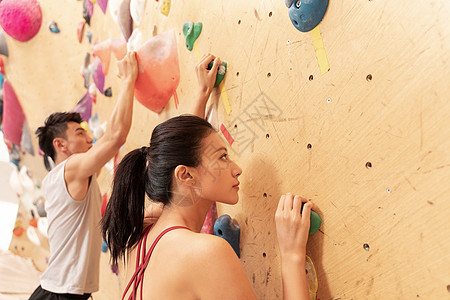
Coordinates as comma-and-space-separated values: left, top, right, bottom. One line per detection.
366, 162, 372, 169
266, 133, 270, 139
366, 74, 373, 81
236, 71, 239, 76
263, 252, 267, 258
307, 144, 312, 149
238, 20, 241, 25
263, 193, 267, 198
267, 72, 271, 78
363, 243, 370, 251
309, 75, 314, 81
268, 12, 272, 17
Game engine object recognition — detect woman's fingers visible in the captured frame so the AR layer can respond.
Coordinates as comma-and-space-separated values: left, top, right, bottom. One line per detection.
276, 194, 286, 213
293, 195, 302, 216
283, 193, 294, 212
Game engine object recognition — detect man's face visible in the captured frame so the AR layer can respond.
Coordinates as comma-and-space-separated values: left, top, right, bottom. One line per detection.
62, 121, 93, 155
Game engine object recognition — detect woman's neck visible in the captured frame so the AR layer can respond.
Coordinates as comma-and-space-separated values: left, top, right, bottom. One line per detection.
156, 198, 213, 233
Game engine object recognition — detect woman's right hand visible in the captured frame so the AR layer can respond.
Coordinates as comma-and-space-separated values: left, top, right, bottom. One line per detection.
275, 193, 315, 260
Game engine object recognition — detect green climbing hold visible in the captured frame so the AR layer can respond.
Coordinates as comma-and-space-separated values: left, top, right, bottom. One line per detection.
301, 202, 322, 234
182, 21, 202, 51
309, 210, 322, 235
207, 60, 227, 87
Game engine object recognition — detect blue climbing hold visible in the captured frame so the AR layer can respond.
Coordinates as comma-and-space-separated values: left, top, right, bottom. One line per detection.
101, 240, 108, 253
285, 0, 329, 32
48, 21, 60, 34
214, 214, 240, 258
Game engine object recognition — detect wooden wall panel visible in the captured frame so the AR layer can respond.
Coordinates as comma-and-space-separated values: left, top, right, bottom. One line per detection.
3, 0, 449, 299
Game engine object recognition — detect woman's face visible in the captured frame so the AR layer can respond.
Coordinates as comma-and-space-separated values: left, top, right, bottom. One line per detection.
194, 132, 242, 205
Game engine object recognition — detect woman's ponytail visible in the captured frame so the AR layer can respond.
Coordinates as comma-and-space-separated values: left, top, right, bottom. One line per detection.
101, 147, 148, 265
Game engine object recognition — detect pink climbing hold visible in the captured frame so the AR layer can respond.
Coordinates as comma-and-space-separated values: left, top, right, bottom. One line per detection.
101, 193, 108, 217
200, 203, 218, 234
97, 0, 108, 14
0, 0, 42, 42
93, 40, 112, 75
2, 80, 25, 145
110, 38, 127, 60
134, 30, 180, 113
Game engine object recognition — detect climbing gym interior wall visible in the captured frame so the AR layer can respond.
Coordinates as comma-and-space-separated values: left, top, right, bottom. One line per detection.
1, 0, 449, 299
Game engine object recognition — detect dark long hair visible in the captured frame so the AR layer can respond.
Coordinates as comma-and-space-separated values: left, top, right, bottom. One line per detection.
101, 115, 214, 264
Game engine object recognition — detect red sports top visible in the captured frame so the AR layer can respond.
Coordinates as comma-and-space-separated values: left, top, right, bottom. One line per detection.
122, 225, 190, 300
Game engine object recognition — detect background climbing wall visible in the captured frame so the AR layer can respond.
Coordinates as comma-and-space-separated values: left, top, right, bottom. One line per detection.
2, 0, 449, 299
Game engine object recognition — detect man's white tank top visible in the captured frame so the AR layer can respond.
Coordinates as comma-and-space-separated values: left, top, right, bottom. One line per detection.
40, 156, 102, 294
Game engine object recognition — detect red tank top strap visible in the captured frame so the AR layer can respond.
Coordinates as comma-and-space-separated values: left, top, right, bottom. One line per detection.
122, 225, 190, 300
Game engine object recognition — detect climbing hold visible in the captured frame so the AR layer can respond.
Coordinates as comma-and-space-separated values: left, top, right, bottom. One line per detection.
48, 21, 60, 34
207, 60, 227, 87
305, 255, 318, 300
2, 80, 25, 146
13, 227, 24, 237
81, 52, 91, 88
127, 28, 143, 52
182, 21, 202, 51
108, 0, 121, 22
160, 0, 171, 16
86, 0, 94, 18
134, 29, 180, 113
93, 39, 112, 74
301, 202, 322, 234
214, 214, 240, 257
118, 0, 133, 41
200, 203, 218, 234
21, 121, 35, 155
0, 32, 8, 57
83, 0, 92, 26
82, 53, 91, 88
97, 0, 108, 14
285, 0, 329, 32
73, 91, 93, 122
130, 0, 146, 26
0, 57, 4, 75
101, 240, 108, 253
104, 87, 112, 97
29, 218, 38, 228
86, 30, 93, 43
101, 193, 108, 217
110, 263, 119, 275
37, 217, 48, 237
77, 21, 86, 43
110, 37, 127, 60
92, 57, 105, 93
0, 0, 42, 42
88, 83, 97, 104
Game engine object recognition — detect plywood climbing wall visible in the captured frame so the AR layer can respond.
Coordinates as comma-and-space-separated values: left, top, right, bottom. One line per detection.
2, 0, 449, 299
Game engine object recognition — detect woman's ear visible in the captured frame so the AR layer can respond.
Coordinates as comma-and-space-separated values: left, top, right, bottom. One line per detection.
174, 165, 195, 186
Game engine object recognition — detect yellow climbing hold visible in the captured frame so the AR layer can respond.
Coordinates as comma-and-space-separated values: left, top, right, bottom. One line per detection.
160, 0, 171, 16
